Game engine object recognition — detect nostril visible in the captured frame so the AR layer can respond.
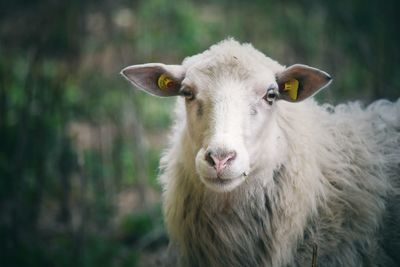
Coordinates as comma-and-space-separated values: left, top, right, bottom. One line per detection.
226, 151, 237, 163
205, 151, 215, 166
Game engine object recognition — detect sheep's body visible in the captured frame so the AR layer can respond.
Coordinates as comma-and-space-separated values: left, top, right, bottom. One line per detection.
160, 98, 400, 267
121, 39, 400, 267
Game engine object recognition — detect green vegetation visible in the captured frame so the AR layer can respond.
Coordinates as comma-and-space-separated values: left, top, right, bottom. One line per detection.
0, 0, 399, 266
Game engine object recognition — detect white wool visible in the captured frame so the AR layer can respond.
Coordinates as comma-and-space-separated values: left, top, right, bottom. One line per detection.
156, 39, 400, 267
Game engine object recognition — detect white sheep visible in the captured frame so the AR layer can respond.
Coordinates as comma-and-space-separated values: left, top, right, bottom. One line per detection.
121, 39, 400, 267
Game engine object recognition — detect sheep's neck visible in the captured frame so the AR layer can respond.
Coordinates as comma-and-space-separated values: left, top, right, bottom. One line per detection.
170, 167, 313, 267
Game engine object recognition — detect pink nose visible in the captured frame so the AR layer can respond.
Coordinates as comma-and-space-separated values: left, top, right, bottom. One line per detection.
205, 149, 237, 174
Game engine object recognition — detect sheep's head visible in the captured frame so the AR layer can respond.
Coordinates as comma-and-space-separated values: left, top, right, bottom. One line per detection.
121, 40, 331, 192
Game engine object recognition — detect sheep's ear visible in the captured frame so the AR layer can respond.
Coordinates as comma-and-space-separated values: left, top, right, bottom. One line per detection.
120, 63, 184, 97
276, 64, 332, 102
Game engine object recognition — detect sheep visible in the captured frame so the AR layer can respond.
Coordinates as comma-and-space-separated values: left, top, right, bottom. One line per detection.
121, 39, 400, 267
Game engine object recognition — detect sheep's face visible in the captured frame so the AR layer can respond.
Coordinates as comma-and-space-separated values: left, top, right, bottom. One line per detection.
121, 40, 331, 192
182, 62, 279, 192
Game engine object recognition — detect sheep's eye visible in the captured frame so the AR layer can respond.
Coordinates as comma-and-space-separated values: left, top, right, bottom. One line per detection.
179, 88, 195, 101
264, 87, 279, 104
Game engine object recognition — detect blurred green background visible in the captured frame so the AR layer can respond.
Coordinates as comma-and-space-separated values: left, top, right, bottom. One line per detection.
0, 0, 399, 266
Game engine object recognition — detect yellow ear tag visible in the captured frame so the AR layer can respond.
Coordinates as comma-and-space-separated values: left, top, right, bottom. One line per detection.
284, 79, 299, 100
157, 73, 174, 90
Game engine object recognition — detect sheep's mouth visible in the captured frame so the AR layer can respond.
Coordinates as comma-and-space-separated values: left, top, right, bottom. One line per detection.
202, 176, 245, 191
205, 177, 235, 184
